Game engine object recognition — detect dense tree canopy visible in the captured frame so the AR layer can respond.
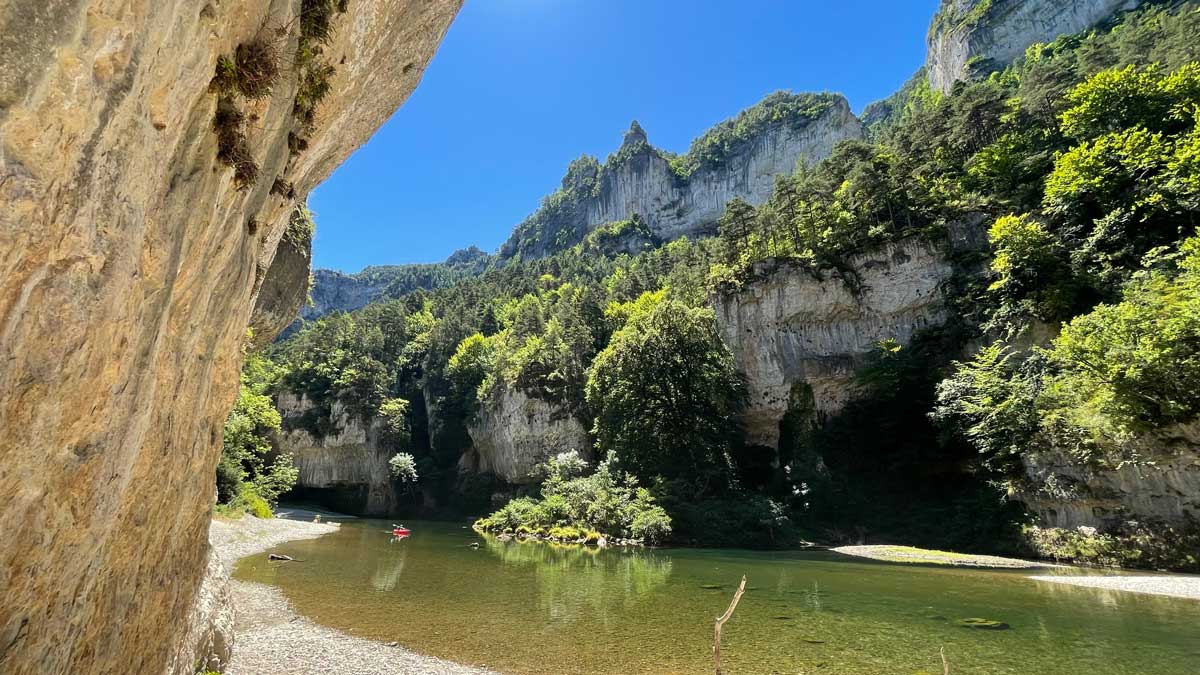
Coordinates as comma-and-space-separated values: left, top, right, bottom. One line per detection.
223, 2, 1200, 560
586, 298, 743, 483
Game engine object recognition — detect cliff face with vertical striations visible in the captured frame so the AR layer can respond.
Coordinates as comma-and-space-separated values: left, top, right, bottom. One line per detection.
585, 100, 863, 242
1018, 425, 1200, 529
462, 390, 591, 485
712, 238, 963, 449
501, 93, 863, 259
274, 392, 397, 516
0, 1, 461, 673
926, 0, 1138, 93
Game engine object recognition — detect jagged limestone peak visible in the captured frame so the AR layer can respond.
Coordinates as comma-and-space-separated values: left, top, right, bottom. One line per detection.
623, 119, 649, 146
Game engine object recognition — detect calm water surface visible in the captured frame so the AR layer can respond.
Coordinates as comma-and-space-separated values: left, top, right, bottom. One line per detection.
234, 519, 1200, 674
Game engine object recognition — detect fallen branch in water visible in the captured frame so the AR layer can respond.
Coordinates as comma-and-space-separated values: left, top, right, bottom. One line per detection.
713, 575, 747, 675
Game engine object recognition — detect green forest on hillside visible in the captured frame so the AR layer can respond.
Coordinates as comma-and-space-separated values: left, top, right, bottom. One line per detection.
219, 3, 1200, 569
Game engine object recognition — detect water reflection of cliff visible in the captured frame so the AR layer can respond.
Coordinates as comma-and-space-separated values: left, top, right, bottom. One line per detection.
370, 541, 409, 592
482, 536, 673, 623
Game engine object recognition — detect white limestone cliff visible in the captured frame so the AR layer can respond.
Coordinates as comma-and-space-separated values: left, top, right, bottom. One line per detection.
463, 390, 591, 484
275, 392, 396, 516
926, 0, 1138, 93
713, 238, 959, 449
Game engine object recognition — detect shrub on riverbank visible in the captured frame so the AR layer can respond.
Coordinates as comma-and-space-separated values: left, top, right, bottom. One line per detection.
215, 343, 298, 518
213, 484, 273, 519
1023, 521, 1200, 572
473, 451, 672, 544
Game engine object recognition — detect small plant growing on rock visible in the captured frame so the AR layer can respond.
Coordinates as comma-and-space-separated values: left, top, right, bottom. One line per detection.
210, 54, 238, 95
293, 54, 336, 134
300, 0, 346, 45
232, 37, 281, 99
213, 99, 259, 190
289, 0, 349, 152
270, 176, 295, 199
283, 206, 316, 247
209, 36, 281, 100
287, 131, 308, 155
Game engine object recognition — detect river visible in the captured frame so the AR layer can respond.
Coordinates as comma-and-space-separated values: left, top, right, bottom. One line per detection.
234, 519, 1200, 674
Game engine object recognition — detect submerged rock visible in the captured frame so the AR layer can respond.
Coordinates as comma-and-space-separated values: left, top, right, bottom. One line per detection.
956, 617, 1011, 630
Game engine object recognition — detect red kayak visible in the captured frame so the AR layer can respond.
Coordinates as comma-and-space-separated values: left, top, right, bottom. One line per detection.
392, 526, 411, 536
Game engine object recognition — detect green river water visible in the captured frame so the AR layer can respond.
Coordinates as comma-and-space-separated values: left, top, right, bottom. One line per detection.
234, 519, 1200, 674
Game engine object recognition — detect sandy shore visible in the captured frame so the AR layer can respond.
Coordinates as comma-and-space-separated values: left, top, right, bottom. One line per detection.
1029, 574, 1200, 601
830, 544, 1200, 600
831, 544, 1055, 569
211, 515, 492, 675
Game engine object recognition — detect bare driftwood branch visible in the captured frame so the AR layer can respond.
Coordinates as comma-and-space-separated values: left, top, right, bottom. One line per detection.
941, 645, 950, 675
714, 575, 747, 675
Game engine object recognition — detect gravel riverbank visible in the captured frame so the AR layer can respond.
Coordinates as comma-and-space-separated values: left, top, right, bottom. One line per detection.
831, 545, 1055, 569
211, 515, 492, 675
1029, 574, 1200, 601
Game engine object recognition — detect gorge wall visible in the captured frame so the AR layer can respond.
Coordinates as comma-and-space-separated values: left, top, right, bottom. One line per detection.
1019, 425, 1200, 529
584, 100, 863, 242
0, 1, 461, 673
300, 268, 393, 321
926, 0, 1139, 93
461, 390, 591, 485
500, 94, 863, 259
275, 393, 397, 516
713, 237, 964, 449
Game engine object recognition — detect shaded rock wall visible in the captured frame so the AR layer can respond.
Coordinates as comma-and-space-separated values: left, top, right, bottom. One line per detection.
166, 544, 234, 675
275, 392, 396, 516
0, 1, 460, 673
713, 238, 959, 449
1019, 424, 1200, 529
926, 0, 1138, 93
249, 229, 312, 349
463, 390, 591, 484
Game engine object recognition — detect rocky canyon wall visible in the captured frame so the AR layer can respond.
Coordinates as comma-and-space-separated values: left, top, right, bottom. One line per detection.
585, 100, 863, 242
500, 95, 863, 259
1019, 425, 1200, 529
0, 1, 461, 673
926, 0, 1138, 93
462, 390, 591, 485
298, 267, 393, 322
275, 392, 397, 515
713, 238, 962, 449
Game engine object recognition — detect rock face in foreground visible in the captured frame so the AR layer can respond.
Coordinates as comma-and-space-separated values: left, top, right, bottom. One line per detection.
275, 392, 397, 516
0, 2, 460, 673
250, 230, 313, 348
713, 238, 959, 449
926, 0, 1138, 93
1019, 424, 1200, 529
463, 390, 591, 484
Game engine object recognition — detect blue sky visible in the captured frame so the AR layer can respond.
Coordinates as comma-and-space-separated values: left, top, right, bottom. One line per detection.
309, 0, 940, 271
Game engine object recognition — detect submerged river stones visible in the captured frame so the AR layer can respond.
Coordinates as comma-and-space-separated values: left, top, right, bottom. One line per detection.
956, 617, 1011, 630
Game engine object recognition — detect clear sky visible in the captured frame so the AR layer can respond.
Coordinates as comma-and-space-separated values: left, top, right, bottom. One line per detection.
309, 0, 941, 272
